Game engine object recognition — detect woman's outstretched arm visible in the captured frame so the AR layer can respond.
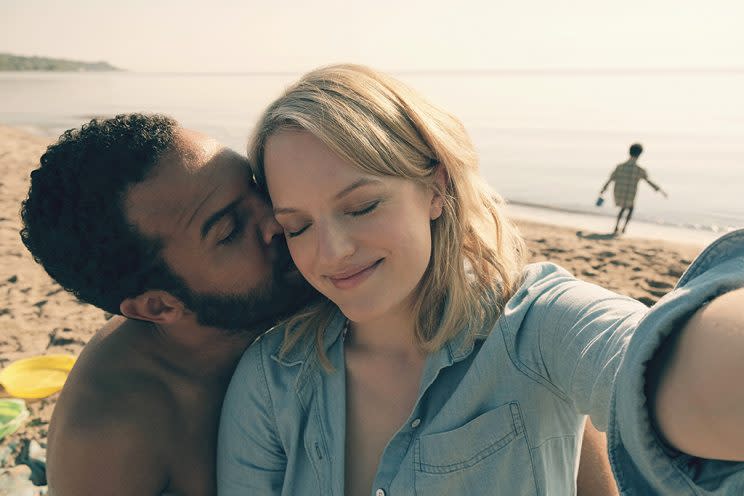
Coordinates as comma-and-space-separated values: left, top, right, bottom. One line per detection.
651, 287, 744, 461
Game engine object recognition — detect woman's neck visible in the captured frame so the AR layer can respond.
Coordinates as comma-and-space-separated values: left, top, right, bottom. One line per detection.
345, 303, 421, 358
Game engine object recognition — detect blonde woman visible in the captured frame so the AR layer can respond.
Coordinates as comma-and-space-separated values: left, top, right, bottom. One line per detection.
218, 64, 744, 495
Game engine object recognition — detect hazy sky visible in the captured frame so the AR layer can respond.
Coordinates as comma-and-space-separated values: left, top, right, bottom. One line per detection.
2, 0, 743, 73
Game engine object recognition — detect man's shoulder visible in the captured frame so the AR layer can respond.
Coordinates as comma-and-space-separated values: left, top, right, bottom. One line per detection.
47, 331, 175, 493
47, 378, 172, 494
51, 383, 173, 447
51, 318, 178, 443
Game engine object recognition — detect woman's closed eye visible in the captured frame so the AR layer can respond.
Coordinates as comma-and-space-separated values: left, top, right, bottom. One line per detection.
284, 201, 381, 238
286, 224, 310, 238
348, 200, 380, 217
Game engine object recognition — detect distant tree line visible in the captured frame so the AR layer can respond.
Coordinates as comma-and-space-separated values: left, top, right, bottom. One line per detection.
0, 53, 120, 71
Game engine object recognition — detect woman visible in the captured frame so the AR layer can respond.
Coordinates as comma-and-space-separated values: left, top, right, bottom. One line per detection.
218, 64, 744, 495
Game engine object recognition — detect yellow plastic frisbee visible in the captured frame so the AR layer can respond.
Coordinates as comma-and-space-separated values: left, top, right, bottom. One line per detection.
0, 354, 76, 399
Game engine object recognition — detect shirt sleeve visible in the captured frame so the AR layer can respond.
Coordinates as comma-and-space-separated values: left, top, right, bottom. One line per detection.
217, 336, 286, 495
498, 262, 646, 430
502, 229, 744, 493
609, 228, 744, 495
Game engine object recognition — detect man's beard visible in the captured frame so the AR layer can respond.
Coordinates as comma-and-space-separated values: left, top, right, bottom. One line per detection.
175, 257, 318, 335
186, 276, 315, 333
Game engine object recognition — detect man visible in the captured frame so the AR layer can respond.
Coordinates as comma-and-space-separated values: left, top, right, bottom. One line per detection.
21, 114, 616, 495
21, 114, 316, 495
599, 143, 667, 235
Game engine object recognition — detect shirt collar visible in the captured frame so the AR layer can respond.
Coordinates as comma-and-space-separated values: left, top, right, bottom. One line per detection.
270, 309, 347, 367
270, 306, 491, 386
415, 318, 491, 394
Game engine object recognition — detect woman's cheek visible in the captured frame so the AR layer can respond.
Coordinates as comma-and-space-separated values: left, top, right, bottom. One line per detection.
287, 237, 314, 280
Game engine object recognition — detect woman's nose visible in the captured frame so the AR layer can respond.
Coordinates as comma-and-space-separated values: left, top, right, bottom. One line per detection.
316, 220, 355, 264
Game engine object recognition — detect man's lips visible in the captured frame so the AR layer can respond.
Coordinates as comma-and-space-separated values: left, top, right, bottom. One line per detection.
326, 259, 384, 290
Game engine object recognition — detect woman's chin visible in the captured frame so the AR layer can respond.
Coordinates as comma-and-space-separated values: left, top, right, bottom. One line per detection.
337, 304, 380, 325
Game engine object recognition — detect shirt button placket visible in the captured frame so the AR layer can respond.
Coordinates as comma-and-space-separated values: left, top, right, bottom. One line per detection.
375, 489, 386, 496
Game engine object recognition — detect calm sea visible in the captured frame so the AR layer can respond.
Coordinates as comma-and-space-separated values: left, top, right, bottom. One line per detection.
1, 70, 742, 235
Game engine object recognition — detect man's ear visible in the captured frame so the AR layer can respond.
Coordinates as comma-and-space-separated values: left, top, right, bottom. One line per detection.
430, 164, 449, 220
120, 291, 186, 325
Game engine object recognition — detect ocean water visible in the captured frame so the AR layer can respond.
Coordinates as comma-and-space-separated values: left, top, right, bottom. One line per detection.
1, 70, 742, 236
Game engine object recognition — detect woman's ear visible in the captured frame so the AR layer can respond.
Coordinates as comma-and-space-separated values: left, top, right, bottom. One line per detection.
120, 291, 186, 325
430, 164, 448, 220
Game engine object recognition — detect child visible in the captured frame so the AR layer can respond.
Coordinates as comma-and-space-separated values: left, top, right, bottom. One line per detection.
600, 143, 668, 235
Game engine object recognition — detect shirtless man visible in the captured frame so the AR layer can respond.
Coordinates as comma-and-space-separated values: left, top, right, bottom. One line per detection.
20, 114, 616, 495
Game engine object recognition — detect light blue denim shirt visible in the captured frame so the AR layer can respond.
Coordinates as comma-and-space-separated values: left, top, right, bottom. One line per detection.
218, 229, 744, 495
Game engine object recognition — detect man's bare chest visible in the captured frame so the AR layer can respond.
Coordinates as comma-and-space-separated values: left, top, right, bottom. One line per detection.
161, 385, 226, 495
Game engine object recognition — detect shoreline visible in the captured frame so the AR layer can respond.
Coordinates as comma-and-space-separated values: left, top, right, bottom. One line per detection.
0, 122, 712, 256
507, 203, 717, 248
3, 123, 730, 247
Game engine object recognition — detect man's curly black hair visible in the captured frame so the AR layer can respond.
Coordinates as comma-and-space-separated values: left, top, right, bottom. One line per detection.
20, 113, 195, 315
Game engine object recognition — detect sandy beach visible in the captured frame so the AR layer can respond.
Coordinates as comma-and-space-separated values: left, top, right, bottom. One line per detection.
0, 125, 704, 489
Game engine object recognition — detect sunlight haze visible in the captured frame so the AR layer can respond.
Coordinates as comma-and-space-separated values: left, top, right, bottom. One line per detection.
2, 0, 743, 73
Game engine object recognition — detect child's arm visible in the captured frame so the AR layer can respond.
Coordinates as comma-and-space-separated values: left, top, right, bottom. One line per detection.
644, 177, 668, 197
599, 168, 617, 194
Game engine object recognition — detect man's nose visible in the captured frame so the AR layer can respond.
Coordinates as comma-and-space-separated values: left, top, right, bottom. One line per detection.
259, 213, 283, 245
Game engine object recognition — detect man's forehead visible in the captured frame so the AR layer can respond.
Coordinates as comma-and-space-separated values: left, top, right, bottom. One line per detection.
156, 128, 250, 180
173, 128, 223, 171
124, 129, 253, 237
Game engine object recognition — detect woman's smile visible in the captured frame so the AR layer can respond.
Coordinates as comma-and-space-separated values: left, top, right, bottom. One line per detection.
326, 258, 384, 290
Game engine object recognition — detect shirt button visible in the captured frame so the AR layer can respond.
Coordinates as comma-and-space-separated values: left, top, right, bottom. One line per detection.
411, 418, 421, 429
375, 489, 386, 496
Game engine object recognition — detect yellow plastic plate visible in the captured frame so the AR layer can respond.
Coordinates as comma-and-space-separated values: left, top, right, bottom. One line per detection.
0, 354, 76, 399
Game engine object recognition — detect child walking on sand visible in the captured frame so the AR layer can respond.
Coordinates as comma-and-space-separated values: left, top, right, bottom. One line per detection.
600, 143, 667, 235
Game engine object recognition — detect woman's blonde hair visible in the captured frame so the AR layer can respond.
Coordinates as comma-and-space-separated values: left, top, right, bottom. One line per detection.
250, 64, 526, 368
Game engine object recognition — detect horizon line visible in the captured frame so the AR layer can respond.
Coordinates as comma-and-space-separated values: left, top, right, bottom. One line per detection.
36, 66, 744, 76
103, 66, 744, 76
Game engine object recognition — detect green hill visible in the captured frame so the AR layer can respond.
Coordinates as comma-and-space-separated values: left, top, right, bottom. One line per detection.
0, 53, 121, 71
